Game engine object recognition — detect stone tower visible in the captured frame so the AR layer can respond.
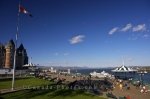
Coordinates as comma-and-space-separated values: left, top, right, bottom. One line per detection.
5, 40, 15, 68
16, 44, 28, 69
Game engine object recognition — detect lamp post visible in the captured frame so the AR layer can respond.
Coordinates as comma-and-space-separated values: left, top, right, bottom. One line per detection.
139, 72, 144, 86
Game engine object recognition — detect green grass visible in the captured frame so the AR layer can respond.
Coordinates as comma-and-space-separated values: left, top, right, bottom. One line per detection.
0, 89, 106, 99
0, 77, 107, 99
0, 77, 50, 89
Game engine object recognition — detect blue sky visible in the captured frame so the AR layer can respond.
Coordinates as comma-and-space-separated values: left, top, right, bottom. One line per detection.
0, 0, 150, 67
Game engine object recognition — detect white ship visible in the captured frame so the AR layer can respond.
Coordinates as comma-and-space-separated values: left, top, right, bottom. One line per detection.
90, 71, 112, 78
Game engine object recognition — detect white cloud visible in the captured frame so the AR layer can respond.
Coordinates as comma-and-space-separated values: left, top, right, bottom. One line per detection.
108, 27, 119, 35
108, 23, 149, 40
69, 35, 85, 44
121, 23, 132, 32
133, 24, 146, 32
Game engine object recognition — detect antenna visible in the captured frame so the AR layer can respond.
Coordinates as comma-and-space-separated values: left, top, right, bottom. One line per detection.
30, 57, 32, 64
122, 56, 125, 66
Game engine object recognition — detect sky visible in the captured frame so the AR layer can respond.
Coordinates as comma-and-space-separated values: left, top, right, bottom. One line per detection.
0, 0, 150, 67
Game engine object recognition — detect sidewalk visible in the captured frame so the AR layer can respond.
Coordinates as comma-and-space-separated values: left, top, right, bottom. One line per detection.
0, 87, 24, 94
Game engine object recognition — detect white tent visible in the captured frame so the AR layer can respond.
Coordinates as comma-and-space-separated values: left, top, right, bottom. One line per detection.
23, 63, 36, 67
112, 65, 137, 72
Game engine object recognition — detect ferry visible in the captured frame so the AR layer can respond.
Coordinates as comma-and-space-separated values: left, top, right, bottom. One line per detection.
90, 71, 113, 78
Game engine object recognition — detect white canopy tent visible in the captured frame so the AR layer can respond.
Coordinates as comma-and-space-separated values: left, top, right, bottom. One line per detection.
112, 65, 137, 72
111, 65, 137, 79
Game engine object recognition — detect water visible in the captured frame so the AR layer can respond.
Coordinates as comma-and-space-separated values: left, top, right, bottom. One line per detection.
71, 68, 150, 84
71, 68, 112, 75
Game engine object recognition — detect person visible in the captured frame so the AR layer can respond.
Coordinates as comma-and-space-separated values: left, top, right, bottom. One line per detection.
113, 82, 116, 89
126, 95, 131, 99
124, 83, 127, 88
143, 85, 146, 90
119, 83, 123, 90
125, 83, 130, 90
140, 89, 144, 93
142, 85, 148, 93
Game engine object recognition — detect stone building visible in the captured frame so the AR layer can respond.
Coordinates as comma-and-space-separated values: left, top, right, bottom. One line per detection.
0, 39, 28, 69
16, 44, 28, 69
0, 43, 6, 68
5, 39, 15, 68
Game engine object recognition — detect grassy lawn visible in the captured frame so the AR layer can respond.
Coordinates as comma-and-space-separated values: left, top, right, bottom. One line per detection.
0, 89, 106, 99
0, 77, 107, 99
0, 77, 50, 89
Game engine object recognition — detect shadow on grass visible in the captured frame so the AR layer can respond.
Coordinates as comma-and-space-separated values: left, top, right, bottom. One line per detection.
0, 77, 33, 82
1, 89, 96, 99
0, 89, 52, 99
48, 89, 95, 98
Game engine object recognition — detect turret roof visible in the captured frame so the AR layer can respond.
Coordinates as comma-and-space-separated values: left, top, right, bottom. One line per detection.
6, 39, 15, 47
18, 43, 24, 50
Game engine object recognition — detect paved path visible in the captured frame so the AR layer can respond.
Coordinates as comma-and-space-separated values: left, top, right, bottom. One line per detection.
109, 83, 150, 99
0, 87, 24, 94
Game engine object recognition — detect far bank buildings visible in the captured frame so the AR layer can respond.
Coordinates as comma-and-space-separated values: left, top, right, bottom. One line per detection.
0, 39, 28, 69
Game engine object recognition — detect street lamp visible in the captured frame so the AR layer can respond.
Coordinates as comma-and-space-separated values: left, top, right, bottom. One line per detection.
139, 72, 144, 86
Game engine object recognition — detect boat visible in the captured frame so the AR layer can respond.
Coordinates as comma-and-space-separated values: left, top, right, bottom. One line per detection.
90, 71, 112, 78
138, 71, 148, 74
144, 71, 148, 73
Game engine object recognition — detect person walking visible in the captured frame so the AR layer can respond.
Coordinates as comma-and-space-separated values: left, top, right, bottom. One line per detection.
119, 83, 123, 90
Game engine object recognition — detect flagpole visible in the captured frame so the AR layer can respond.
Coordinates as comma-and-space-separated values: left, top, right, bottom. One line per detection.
12, 2, 20, 91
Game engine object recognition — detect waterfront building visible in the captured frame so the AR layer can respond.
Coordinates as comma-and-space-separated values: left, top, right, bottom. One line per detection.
49, 67, 57, 73
111, 65, 137, 79
59, 68, 71, 74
